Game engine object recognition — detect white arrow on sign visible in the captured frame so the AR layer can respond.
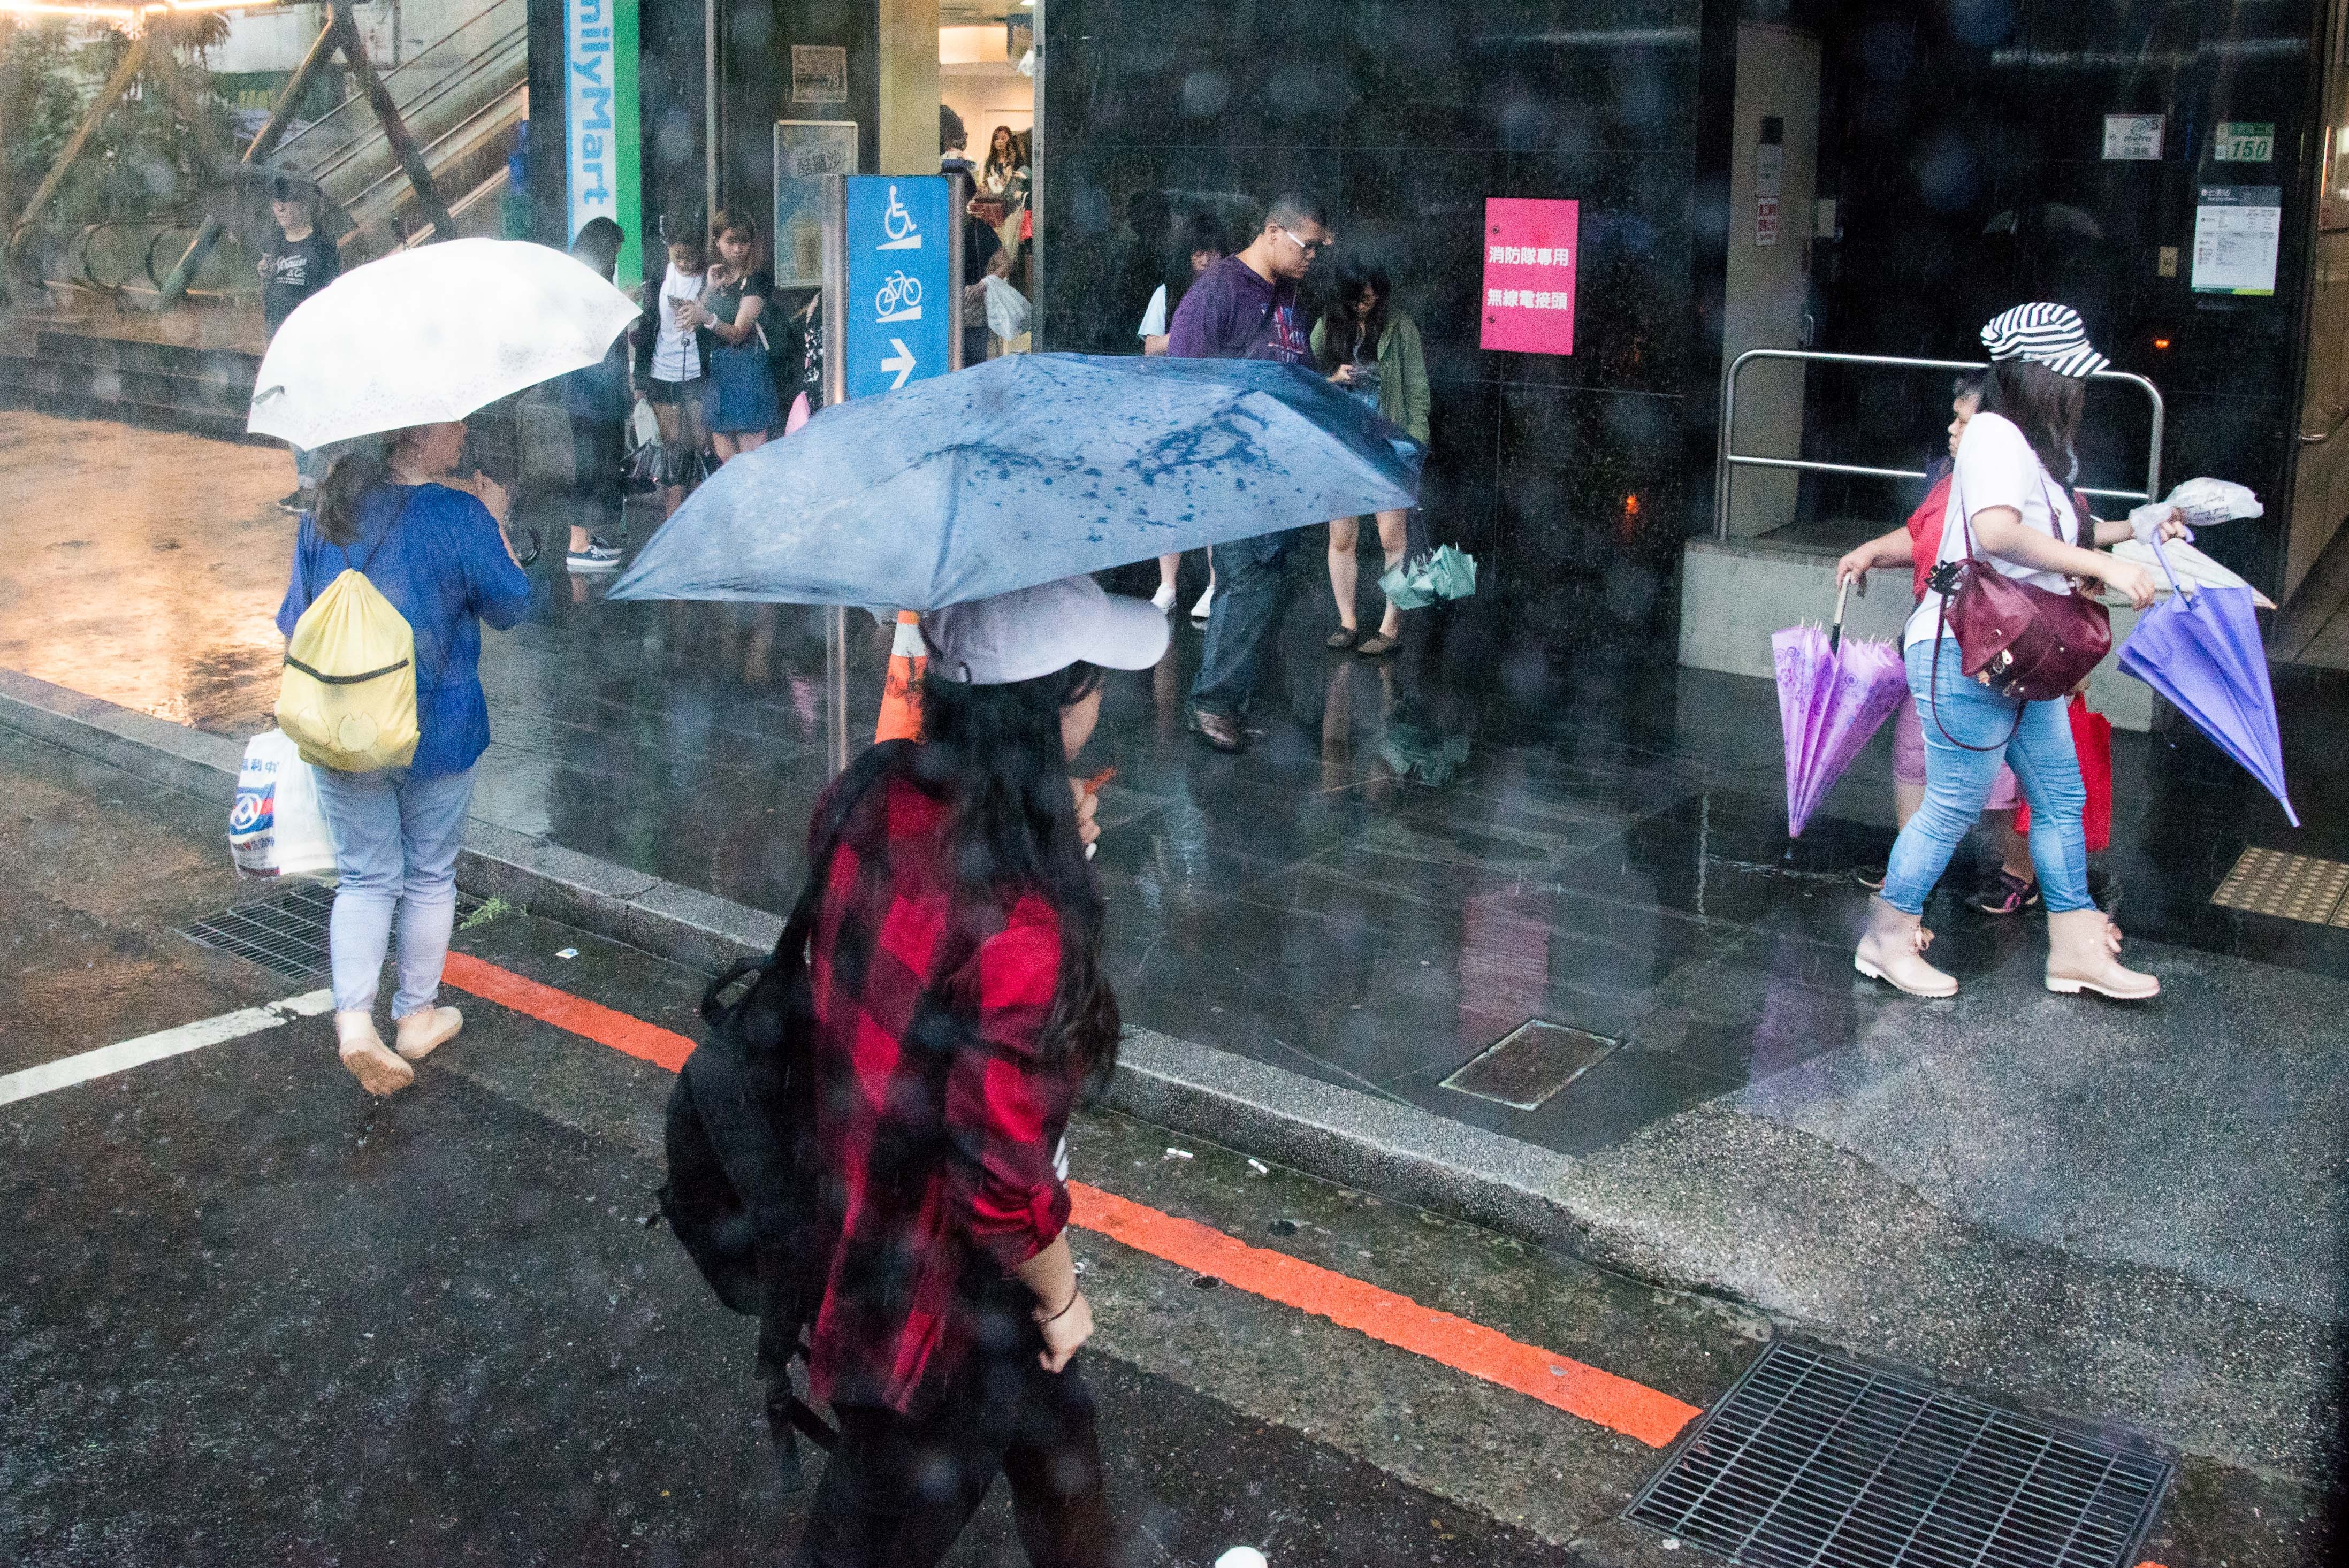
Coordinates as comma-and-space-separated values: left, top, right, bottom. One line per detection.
880, 338, 917, 391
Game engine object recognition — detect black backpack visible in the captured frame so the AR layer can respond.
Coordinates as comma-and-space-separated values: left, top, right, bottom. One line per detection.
657, 742, 906, 1485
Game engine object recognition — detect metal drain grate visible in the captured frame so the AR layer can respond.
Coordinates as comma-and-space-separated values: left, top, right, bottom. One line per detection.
1441, 1019, 1618, 1110
178, 882, 479, 981
2209, 847, 2349, 925
1626, 1340, 2171, 1568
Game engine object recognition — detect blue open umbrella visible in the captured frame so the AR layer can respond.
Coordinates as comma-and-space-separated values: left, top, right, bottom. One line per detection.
607, 354, 1423, 610
2116, 538, 2298, 826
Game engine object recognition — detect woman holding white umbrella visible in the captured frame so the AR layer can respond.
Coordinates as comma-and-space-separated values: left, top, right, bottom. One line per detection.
253, 238, 638, 1095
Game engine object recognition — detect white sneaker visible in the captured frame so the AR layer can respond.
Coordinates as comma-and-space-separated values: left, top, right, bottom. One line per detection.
1190, 584, 1215, 622
1150, 582, 1178, 613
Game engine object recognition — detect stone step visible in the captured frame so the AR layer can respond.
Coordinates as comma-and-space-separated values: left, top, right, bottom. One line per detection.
31, 329, 258, 390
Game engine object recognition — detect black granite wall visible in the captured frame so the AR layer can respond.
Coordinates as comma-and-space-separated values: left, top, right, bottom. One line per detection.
1038, 0, 1740, 651
1801, 0, 2325, 596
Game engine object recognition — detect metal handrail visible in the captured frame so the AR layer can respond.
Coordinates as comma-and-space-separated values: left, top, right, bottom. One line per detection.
1714, 349, 2166, 542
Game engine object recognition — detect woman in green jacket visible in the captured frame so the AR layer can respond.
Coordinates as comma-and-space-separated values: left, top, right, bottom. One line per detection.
1312, 264, 1429, 657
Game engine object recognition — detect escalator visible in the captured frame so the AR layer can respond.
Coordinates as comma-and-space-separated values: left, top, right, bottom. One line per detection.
268, 0, 529, 263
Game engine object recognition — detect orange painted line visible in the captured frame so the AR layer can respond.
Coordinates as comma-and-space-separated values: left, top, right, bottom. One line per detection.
1067, 1180, 1701, 1448
440, 951, 695, 1074
441, 952, 1699, 1445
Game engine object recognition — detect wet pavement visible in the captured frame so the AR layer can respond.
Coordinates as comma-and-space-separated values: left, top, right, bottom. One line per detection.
2, 408, 2346, 1496
1, 720, 2336, 1566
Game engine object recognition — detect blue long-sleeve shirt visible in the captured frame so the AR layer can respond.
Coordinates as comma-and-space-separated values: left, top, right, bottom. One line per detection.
276, 483, 532, 778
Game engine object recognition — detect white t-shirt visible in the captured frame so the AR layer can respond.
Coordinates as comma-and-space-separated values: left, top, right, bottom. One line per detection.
1904, 410, 2081, 648
1136, 284, 1169, 340
652, 262, 706, 384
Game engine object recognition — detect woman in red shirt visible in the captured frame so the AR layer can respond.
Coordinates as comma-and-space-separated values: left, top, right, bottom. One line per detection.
1836, 376, 2035, 912
791, 576, 1167, 1568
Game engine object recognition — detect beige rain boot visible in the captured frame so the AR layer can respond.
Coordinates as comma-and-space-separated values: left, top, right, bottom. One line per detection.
336, 1010, 415, 1096
1853, 896, 1958, 998
394, 1005, 463, 1063
2044, 909, 2159, 999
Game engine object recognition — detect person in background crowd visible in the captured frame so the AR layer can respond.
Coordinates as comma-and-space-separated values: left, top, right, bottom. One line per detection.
983, 124, 1030, 197
276, 420, 531, 1097
940, 105, 979, 182
1165, 193, 1329, 753
1313, 262, 1429, 659
643, 228, 711, 519
1138, 212, 1229, 615
685, 209, 776, 464
1856, 303, 2165, 1001
554, 216, 633, 571
260, 177, 341, 516
788, 575, 1166, 1568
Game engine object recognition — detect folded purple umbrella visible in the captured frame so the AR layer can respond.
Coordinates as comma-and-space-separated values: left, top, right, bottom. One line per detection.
1772, 589, 1911, 838
2117, 538, 2298, 826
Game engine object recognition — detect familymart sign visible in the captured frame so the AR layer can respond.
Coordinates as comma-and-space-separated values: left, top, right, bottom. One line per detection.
565, 0, 642, 282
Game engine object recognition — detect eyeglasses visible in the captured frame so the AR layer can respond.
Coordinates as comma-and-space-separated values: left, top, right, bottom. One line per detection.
1275, 224, 1330, 257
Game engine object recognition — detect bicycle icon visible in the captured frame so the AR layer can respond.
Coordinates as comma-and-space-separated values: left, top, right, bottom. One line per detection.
877, 184, 922, 251
875, 270, 924, 322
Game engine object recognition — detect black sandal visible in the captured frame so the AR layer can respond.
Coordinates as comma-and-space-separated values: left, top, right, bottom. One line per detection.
1326, 626, 1361, 651
1355, 632, 1401, 657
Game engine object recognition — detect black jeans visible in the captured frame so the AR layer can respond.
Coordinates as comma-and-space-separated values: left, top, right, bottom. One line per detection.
794, 1348, 1114, 1568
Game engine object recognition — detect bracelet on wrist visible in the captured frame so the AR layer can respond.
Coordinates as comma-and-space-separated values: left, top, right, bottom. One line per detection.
1036, 1289, 1080, 1325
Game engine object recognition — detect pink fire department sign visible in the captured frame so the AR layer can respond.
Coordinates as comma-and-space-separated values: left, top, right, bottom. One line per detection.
1479, 198, 1578, 355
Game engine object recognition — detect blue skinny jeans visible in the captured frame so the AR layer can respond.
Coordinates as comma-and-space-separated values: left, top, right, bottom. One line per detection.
1880, 639, 2093, 916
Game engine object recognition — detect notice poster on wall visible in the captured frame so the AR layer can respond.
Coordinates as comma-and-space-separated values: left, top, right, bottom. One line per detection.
793, 45, 848, 105
2102, 114, 2164, 160
2192, 186, 2282, 295
1479, 198, 1578, 356
774, 120, 859, 289
565, 0, 642, 288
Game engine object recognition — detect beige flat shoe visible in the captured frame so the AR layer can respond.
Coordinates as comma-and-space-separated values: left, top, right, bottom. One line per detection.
394, 1005, 463, 1063
336, 1010, 414, 1096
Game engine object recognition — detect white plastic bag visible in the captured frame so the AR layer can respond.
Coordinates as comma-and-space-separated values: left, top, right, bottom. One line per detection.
629, 394, 661, 451
982, 274, 1031, 341
229, 729, 339, 879
2162, 477, 2263, 528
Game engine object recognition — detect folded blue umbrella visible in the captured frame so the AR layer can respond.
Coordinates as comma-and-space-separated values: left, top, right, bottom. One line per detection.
607, 354, 1423, 610
2117, 539, 2298, 826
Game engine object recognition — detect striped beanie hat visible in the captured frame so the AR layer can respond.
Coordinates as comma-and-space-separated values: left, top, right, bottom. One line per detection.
1980, 302, 2109, 378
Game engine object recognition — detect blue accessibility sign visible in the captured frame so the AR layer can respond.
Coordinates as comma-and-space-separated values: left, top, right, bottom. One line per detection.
843, 177, 954, 399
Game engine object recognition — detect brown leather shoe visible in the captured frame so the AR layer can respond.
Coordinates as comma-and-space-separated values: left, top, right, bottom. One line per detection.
1193, 708, 1249, 752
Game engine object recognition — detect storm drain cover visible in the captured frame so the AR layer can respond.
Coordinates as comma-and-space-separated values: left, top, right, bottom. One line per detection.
2209, 847, 2349, 925
1440, 1019, 1617, 1110
178, 882, 477, 981
1626, 1339, 2171, 1568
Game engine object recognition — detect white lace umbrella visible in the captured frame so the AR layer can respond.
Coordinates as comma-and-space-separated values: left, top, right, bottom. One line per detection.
246, 239, 640, 449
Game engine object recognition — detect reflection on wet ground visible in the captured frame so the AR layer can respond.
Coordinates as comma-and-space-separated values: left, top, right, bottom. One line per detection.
6, 410, 2348, 1179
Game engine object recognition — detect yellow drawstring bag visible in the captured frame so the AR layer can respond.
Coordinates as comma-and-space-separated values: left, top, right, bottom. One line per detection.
275, 507, 421, 772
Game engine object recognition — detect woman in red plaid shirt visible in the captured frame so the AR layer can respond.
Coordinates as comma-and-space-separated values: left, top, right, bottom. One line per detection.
794, 576, 1169, 1568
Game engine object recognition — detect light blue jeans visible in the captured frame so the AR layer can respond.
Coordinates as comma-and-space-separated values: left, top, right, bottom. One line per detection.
1881, 639, 2093, 916
312, 764, 476, 1017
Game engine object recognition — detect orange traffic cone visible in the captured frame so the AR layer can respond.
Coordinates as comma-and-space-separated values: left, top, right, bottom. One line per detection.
875, 609, 927, 742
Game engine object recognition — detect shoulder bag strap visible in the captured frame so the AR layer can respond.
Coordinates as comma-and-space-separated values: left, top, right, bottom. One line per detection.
1928, 470, 2026, 754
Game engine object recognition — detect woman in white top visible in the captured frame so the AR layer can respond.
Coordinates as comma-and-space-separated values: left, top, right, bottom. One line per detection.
647, 232, 711, 519
1137, 213, 1228, 616
1859, 303, 2166, 1001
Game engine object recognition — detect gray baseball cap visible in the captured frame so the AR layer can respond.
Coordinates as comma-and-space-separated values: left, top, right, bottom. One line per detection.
922, 575, 1170, 685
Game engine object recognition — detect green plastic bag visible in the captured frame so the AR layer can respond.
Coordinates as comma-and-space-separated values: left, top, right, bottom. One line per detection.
1379, 545, 1479, 610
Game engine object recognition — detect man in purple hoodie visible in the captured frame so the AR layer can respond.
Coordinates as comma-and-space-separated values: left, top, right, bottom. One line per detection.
1166, 193, 1330, 752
